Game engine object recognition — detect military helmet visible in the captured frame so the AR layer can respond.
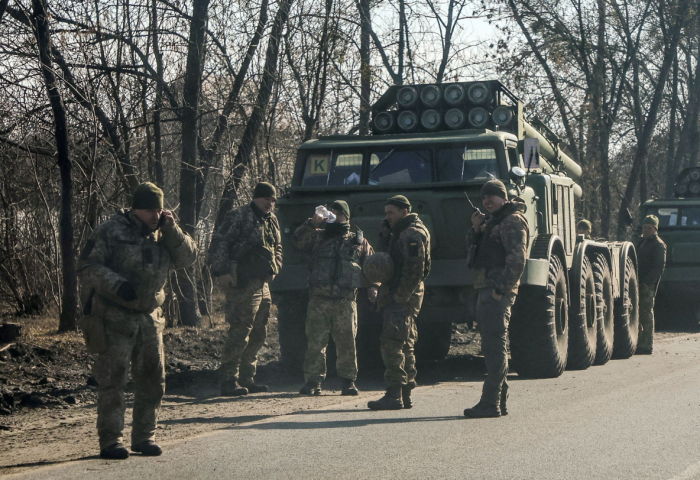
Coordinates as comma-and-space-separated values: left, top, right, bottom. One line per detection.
363, 253, 394, 284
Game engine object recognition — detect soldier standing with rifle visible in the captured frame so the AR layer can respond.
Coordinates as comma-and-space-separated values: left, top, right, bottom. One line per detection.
635, 215, 667, 355
368, 195, 431, 411
77, 182, 198, 459
292, 200, 377, 396
208, 182, 283, 396
464, 180, 528, 418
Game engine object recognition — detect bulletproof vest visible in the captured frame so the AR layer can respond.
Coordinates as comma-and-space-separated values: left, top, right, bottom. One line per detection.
309, 233, 364, 292
473, 203, 522, 270
387, 215, 431, 291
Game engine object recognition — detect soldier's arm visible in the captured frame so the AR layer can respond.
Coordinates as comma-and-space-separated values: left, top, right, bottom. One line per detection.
162, 223, 198, 269
643, 242, 667, 286
495, 216, 528, 294
273, 217, 283, 271
291, 219, 322, 253
393, 230, 427, 304
208, 209, 242, 276
360, 239, 379, 288
466, 224, 482, 249
76, 226, 128, 298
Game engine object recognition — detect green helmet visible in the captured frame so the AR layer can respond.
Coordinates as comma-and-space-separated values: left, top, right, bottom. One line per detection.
363, 253, 394, 284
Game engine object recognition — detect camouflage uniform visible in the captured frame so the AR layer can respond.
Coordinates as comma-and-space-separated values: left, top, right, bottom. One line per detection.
77, 210, 197, 450
467, 198, 528, 408
635, 233, 667, 351
292, 220, 374, 383
208, 202, 282, 384
377, 213, 431, 388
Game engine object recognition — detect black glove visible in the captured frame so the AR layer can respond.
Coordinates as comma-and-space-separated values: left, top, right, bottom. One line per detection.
116, 282, 137, 302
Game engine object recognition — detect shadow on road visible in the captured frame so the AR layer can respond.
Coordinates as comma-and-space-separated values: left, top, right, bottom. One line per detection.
160, 414, 275, 426
233, 415, 461, 430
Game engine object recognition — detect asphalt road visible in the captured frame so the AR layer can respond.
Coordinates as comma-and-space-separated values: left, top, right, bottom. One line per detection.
7, 333, 700, 480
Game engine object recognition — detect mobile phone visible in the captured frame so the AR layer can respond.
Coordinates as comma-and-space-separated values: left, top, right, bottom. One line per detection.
158, 212, 167, 228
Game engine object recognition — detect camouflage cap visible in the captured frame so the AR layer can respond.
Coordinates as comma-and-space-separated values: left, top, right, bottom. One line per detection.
363, 252, 394, 284
386, 195, 411, 212
480, 180, 508, 199
253, 182, 277, 199
132, 182, 164, 210
330, 200, 351, 220
643, 215, 659, 229
577, 219, 592, 232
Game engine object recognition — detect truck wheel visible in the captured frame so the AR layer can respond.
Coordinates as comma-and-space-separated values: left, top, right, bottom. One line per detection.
416, 321, 452, 362
567, 255, 597, 370
593, 254, 614, 365
276, 290, 309, 375
511, 255, 568, 378
613, 256, 639, 359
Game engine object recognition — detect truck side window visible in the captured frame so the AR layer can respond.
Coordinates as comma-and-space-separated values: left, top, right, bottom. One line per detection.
437, 146, 498, 182
302, 152, 363, 186
369, 149, 431, 185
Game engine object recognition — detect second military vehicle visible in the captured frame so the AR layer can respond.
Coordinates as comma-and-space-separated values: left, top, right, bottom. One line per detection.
272, 80, 640, 377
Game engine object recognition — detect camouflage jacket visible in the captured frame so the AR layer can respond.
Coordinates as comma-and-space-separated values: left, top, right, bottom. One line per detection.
635, 234, 667, 288
208, 202, 283, 278
292, 219, 375, 299
467, 198, 529, 294
377, 213, 431, 307
77, 210, 198, 314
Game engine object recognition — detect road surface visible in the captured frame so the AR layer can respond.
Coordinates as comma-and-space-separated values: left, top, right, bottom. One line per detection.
6, 333, 700, 480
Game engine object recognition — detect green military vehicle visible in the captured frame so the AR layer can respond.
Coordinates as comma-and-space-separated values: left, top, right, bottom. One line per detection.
272, 80, 641, 377
640, 168, 700, 324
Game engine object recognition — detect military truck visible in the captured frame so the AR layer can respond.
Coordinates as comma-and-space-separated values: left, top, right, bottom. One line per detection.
272, 80, 640, 377
640, 168, 700, 324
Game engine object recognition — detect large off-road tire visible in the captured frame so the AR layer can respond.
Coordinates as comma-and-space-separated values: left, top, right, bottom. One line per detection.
511, 255, 568, 378
612, 255, 639, 359
416, 321, 452, 363
593, 254, 614, 365
276, 290, 309, 375
567, 255, 597, 370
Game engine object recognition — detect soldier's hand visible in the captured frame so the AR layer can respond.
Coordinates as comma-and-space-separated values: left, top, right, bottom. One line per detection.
311, 213, 325, 227
492, 289, 503, 301
160, 210, 175, 229
265, 274, 276, 283
471, 210, 486, 229
368, 286, 378, 303
116, 282, 138, 302
381, 219, 391, 235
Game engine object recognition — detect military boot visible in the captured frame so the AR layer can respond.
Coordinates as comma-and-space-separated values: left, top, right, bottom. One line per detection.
500, 384, 509, 416
341, 378, 359, 396
240, 378, 269, 393
221, 378, 248, 397
463, 401, 501, 418
131, 440, 163, 456
299, 381, 322, 396
401, 384, 414, 409
367, 387, 403, 410
100, 442, 130, 460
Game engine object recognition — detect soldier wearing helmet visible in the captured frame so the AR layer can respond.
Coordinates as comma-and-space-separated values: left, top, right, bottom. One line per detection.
367, 195, 431, 411
292, 200, 377, 396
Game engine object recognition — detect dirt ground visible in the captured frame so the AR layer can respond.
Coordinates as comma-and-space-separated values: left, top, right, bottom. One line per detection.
0, 311, 692, 475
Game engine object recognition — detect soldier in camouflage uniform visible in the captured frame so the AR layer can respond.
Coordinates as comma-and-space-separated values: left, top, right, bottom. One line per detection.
368, 195, 431, 411
77, 183, 198, 459
292, 200, 377, 396
635, 215, 667, 355
464, 180, 528, 418
577, 219, 593, 239
208, 182, 283, 396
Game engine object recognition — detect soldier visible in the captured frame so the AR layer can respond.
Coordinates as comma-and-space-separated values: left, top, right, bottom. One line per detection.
577, 219, 592, 239
292, 200, 377, 396
463, 180, 528, 418
77, 182, 198, 459
368, 195, 431, 410
635, 215, 667, 355
208, 182, 283, 396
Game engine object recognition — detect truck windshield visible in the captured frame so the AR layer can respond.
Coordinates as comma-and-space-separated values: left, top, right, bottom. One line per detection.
647, 206, 700, 227
369, 150, 431, 185
301, 152, 363, 187
437, 146, 498, 181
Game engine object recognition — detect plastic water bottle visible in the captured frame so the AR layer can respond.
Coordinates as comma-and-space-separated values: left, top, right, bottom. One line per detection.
315, 205, 336, 223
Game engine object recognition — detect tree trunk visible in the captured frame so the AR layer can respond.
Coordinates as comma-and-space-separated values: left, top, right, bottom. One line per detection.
216, 0, 294, 229
32, 0, 77, 332
151, 0, 164, 187
358, 0, 370, 135
666, 53, 679, 196
177, 0, 211, 327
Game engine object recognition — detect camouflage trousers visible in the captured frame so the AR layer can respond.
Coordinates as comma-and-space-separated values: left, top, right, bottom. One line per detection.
304, 295, 358, 383
92, 308, 166, 450
477, 288, 515, 407
638, 284, 657, 351
380, 302, 418, 388
221, 278, 271, 383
